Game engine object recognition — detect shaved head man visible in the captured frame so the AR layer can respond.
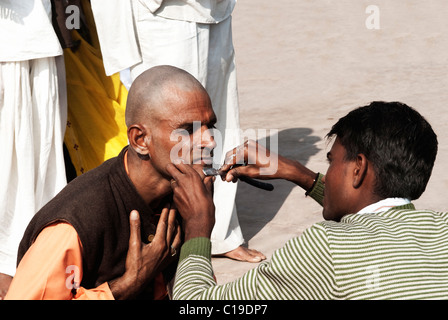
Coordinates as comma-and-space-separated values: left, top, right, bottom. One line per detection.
125, 65, 217, 204
6, 65, 216, 300
126, 65, 217, 164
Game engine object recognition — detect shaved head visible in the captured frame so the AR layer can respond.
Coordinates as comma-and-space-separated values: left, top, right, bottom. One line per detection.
121, 65, 217, 210
125, 65, 209, 128
125, 64, 216, 179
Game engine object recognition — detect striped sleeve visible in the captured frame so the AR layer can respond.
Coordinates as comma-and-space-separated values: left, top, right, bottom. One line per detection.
173, 225, 337, 300
307, 173, 325, 206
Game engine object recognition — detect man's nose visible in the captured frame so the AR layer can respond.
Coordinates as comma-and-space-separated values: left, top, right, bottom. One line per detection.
201, 127, 217, 150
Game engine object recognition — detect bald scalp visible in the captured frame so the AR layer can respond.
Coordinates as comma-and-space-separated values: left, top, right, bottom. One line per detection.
125, 65, 207, 128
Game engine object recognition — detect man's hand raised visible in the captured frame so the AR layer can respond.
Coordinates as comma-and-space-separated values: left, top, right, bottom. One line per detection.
109, 205, 181, 299
166, 163, 215, 241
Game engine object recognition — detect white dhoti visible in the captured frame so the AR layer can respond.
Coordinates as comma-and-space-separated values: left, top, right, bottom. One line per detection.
129, 8, 244, 255
0, 57, 67, 276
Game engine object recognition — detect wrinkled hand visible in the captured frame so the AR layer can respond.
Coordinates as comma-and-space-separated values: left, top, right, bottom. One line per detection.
219, 140, 282, 182
110, 204, 181, 299
166, 163, 215, 241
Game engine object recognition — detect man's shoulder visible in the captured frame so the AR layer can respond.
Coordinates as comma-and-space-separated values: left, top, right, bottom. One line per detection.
375, 206, 448, 224
312, 207, 448, 240
46, 159, 117, 208
30, 155, 124, 231
67, 155, 119, 188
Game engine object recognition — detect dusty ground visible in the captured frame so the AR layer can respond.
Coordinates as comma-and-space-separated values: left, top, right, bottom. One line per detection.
212, 0, 448, 284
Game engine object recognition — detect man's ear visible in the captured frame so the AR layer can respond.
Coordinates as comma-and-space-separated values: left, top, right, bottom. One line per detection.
128, 124, 151, 158
353, 153, 368, 189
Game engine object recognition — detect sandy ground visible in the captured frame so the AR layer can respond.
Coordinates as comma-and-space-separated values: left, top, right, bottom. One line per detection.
212, 0, 448, 284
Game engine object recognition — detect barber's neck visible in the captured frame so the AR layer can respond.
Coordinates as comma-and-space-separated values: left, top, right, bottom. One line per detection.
125, 149, 172, 209
350, 188, 384, 215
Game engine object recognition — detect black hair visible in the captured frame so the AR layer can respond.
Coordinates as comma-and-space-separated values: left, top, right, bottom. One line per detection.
327, 101, 438, 200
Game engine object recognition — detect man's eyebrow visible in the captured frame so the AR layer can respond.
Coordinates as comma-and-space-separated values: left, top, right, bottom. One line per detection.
176, 117, 217, 131
177, 122, 194, 129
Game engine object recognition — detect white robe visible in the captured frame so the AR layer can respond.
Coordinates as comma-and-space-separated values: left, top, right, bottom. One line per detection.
0, 0, 67, 276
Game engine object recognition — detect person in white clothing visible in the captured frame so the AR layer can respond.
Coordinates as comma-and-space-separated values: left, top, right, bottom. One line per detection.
0, 0, 67, 298
90, 0, 265, 263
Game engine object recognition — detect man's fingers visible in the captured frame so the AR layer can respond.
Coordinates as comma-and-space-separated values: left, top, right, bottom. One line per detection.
171, 224, 182, 254
152, 205, 181, 257
154, 204, 179, 243
224, 167, 243, 182
154, 204, 169, 242
190, 164, 206, 179
166, 162, 205, 185
174, 162, 205, 178
166, 206, 178, 244
128, 210, 142, 258
219, 141, 253, 178
166, 163, 183, 182
220, 154, 241, 172
204, 176, 215, 194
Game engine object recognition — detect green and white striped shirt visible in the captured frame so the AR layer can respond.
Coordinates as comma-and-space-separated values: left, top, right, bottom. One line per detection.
173, 176, 448, 299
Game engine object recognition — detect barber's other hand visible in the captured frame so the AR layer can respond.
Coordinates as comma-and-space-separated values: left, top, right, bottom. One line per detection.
219, 140, 283, 182
166, 163, 215, 241
110, 205, 181, 299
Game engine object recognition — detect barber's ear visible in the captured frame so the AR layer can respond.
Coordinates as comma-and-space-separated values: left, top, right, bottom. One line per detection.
352, 153, 368, 189
128, 124, 151, 158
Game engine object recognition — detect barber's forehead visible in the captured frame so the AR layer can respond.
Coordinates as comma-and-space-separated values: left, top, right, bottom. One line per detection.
328, 137, 346, 155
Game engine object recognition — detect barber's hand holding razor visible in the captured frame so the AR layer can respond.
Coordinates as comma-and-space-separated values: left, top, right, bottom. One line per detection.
219, 140, 282, 182
219, 140, 317, 192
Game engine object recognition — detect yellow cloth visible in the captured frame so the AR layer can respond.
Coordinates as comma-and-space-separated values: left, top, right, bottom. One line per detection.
63, 1, 128, 175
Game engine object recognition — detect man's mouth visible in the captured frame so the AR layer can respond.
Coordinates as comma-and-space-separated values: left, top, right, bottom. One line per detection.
192, 148, 214, 166
192, 157, 214, 166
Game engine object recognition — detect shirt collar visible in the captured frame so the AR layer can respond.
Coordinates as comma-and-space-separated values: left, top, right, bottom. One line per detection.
357, 197, 411, 215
